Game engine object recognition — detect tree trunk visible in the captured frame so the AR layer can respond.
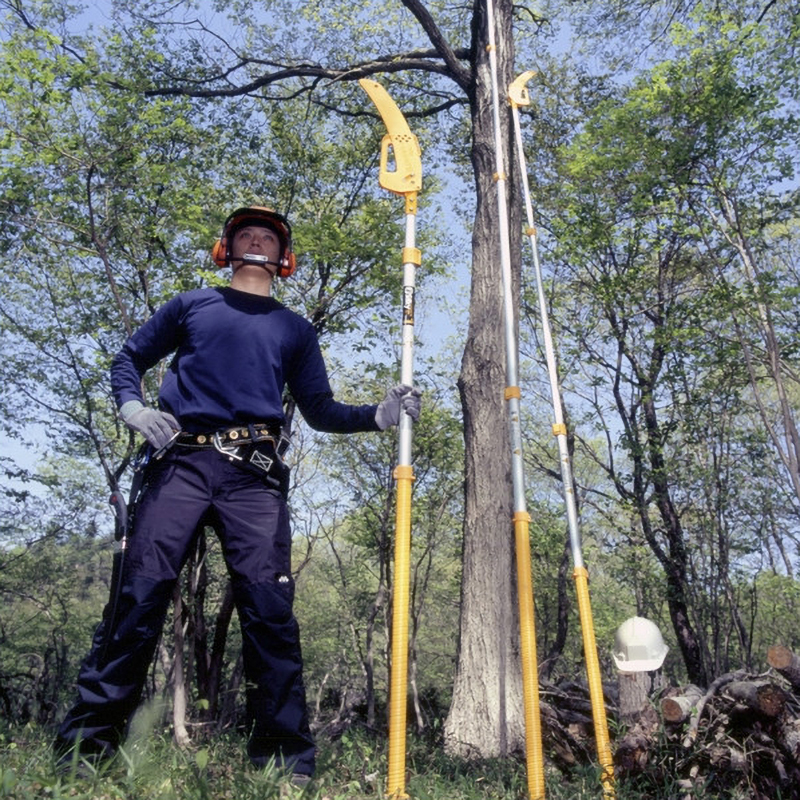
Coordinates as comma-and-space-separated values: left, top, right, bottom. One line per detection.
542, 543, 571, 679
643, 392, 709, 687
617, 670, 650, 722
206, 580, 236, 721
190, 533, 207, 705
172, 583, 190, 747
444, 0, 525, 758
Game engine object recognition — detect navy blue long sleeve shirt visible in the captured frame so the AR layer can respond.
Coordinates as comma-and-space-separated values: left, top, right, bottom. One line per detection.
111, 287, 379, 434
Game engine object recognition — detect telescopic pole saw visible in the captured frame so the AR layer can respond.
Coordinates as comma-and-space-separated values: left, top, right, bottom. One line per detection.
359, 77, 422, 800
508, 70, 615, 799
483, 2, 545, 798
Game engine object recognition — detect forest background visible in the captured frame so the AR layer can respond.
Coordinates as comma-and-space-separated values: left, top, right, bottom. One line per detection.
0, 0, 799, 798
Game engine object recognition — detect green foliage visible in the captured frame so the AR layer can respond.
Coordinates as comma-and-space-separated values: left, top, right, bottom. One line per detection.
0, 15, 241, 483
748, 572, 800, 659
292, 370, 464, 729
0, 0, 460, 760
0, 2, 450, 477
0, 721, 707, 799
0, 526, 111, 723
518, 0, 800, 685
2, 0, 800, 773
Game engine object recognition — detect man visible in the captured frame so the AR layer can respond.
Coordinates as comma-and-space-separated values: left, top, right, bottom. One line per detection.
55, 206, 420, 782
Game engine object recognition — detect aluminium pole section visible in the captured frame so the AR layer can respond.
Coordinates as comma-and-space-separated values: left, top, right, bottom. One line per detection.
508, 70, 615, 799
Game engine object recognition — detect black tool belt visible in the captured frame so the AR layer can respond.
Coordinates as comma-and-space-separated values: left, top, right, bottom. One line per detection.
176, 423, 289, 494
175, 423, 279, 448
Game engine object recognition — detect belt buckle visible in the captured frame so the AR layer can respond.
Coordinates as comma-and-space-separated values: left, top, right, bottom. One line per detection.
213, 431, 244, 461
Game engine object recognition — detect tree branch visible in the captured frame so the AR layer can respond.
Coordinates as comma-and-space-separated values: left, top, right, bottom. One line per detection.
399, 0, 472, 90
145, 49, 471, 101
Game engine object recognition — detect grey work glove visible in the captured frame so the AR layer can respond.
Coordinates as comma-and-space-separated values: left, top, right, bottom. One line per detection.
375, 384, 422, 431
120, 400, 180, 449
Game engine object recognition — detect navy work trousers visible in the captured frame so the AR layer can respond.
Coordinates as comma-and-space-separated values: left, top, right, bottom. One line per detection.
55, 446, 315, 775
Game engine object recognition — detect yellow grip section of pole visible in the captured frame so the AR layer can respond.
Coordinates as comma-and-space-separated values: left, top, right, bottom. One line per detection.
387, 469, 414, 799
573, 567, 616, 798
513, 512, 546, 800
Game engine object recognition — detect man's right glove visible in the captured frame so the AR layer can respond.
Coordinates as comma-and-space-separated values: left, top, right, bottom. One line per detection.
119, 400, 180, 449
375, 384, 422, 431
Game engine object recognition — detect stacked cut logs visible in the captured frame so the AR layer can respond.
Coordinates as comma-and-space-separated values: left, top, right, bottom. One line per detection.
609, 645, 800, 799
535, 647, 800, 797
539, 679, 600, 770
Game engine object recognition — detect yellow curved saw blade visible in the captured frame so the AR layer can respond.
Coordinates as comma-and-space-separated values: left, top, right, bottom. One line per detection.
359, 78, 422, 196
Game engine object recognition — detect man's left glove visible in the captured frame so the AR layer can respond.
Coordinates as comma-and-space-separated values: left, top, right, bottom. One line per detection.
375, 384, 422, 430
119, 400, 180, 449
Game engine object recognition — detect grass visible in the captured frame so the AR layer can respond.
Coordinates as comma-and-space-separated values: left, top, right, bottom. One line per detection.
0, 719, 700, 800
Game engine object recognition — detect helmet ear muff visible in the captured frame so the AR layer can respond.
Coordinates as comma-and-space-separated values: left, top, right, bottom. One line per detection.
211, 238, 228, 268
278, 252, 296, 278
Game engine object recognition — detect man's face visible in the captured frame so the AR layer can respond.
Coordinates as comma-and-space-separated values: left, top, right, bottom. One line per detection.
230, 224, 282, 272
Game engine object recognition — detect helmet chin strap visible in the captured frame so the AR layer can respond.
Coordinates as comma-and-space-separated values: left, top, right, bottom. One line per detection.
233, 253, 280, 271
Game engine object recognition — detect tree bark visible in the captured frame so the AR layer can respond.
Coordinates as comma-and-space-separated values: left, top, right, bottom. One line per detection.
723, 680, 786, 718
642, 391, 708, 687
444, 0, 525, 758
617, 670, 650, 722
172, 583, 190, 747
206, 581, 236, 722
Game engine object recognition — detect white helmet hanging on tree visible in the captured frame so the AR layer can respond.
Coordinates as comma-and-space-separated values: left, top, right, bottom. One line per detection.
613, 616, 669, 672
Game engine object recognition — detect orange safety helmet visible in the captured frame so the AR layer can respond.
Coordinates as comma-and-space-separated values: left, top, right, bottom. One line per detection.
211, 206, 296, 278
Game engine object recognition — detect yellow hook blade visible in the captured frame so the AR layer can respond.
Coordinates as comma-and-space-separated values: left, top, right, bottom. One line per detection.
508, 69, 537, 108
359, 78, 422, 197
